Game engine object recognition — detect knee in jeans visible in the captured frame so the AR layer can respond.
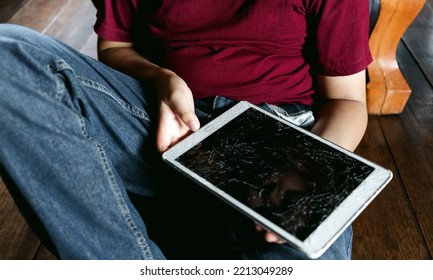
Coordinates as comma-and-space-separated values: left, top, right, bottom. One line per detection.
0, 24, 58, 98
0, 24, 50, 66
0, 23, 39, 43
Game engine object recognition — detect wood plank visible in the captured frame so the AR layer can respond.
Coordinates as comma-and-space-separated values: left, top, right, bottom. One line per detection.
0, 178, 41, 259
8, 0, 72, 32
79, 32, 98, 59
7, 0, 97, 58
352, 116, 430, 259
41, 0, 97, 56
0, 0, 28, 22
33, 244, 57, 260
380, 110, 433, 257
399, 43, 433, 106
395, 30, 433, 256
402, 0, 433, 89
354, 21, 433, 258
411, 105, 433, 128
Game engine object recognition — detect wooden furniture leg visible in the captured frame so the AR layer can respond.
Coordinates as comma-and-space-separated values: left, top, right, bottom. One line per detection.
367, 0, 426, 114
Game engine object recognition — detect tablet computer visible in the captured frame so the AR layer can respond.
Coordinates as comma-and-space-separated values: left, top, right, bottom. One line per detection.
162, 101, 392, 258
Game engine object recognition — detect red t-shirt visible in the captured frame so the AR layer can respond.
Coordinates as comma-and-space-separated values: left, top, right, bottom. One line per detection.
94, 0, 372, 106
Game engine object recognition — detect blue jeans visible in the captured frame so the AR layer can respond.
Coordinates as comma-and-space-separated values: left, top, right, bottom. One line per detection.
0, 24, 352, 260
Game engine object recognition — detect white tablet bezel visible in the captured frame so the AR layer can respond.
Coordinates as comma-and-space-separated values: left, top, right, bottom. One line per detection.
162, 101, 392, 258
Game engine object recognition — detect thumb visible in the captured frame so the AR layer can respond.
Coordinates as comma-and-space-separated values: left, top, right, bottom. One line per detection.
177, 110, 200, 132
170, 92, 200, 132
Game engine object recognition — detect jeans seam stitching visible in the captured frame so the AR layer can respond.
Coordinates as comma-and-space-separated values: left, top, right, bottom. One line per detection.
77, 76, 150, 122
77, 116, 154, 259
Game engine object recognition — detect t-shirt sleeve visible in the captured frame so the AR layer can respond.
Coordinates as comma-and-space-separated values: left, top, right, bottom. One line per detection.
93, 0, 139, 42
310, 0, 373, 76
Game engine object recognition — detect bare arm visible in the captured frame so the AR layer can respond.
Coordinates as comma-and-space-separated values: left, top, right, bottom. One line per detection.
311, 71, 368, 152
97, 38, 200, 153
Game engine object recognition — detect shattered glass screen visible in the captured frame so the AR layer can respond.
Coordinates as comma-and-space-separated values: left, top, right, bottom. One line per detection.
176, 108, 374, 241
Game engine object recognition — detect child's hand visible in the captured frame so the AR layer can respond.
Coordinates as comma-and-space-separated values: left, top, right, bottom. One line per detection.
255, 225, 286, 244
154, 69, 200, 153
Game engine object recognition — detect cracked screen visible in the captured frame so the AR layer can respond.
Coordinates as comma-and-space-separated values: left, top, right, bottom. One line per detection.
176, 108, 374, 241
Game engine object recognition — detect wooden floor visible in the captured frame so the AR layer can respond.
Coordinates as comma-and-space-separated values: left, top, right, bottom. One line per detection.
0, 0, 432, 260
